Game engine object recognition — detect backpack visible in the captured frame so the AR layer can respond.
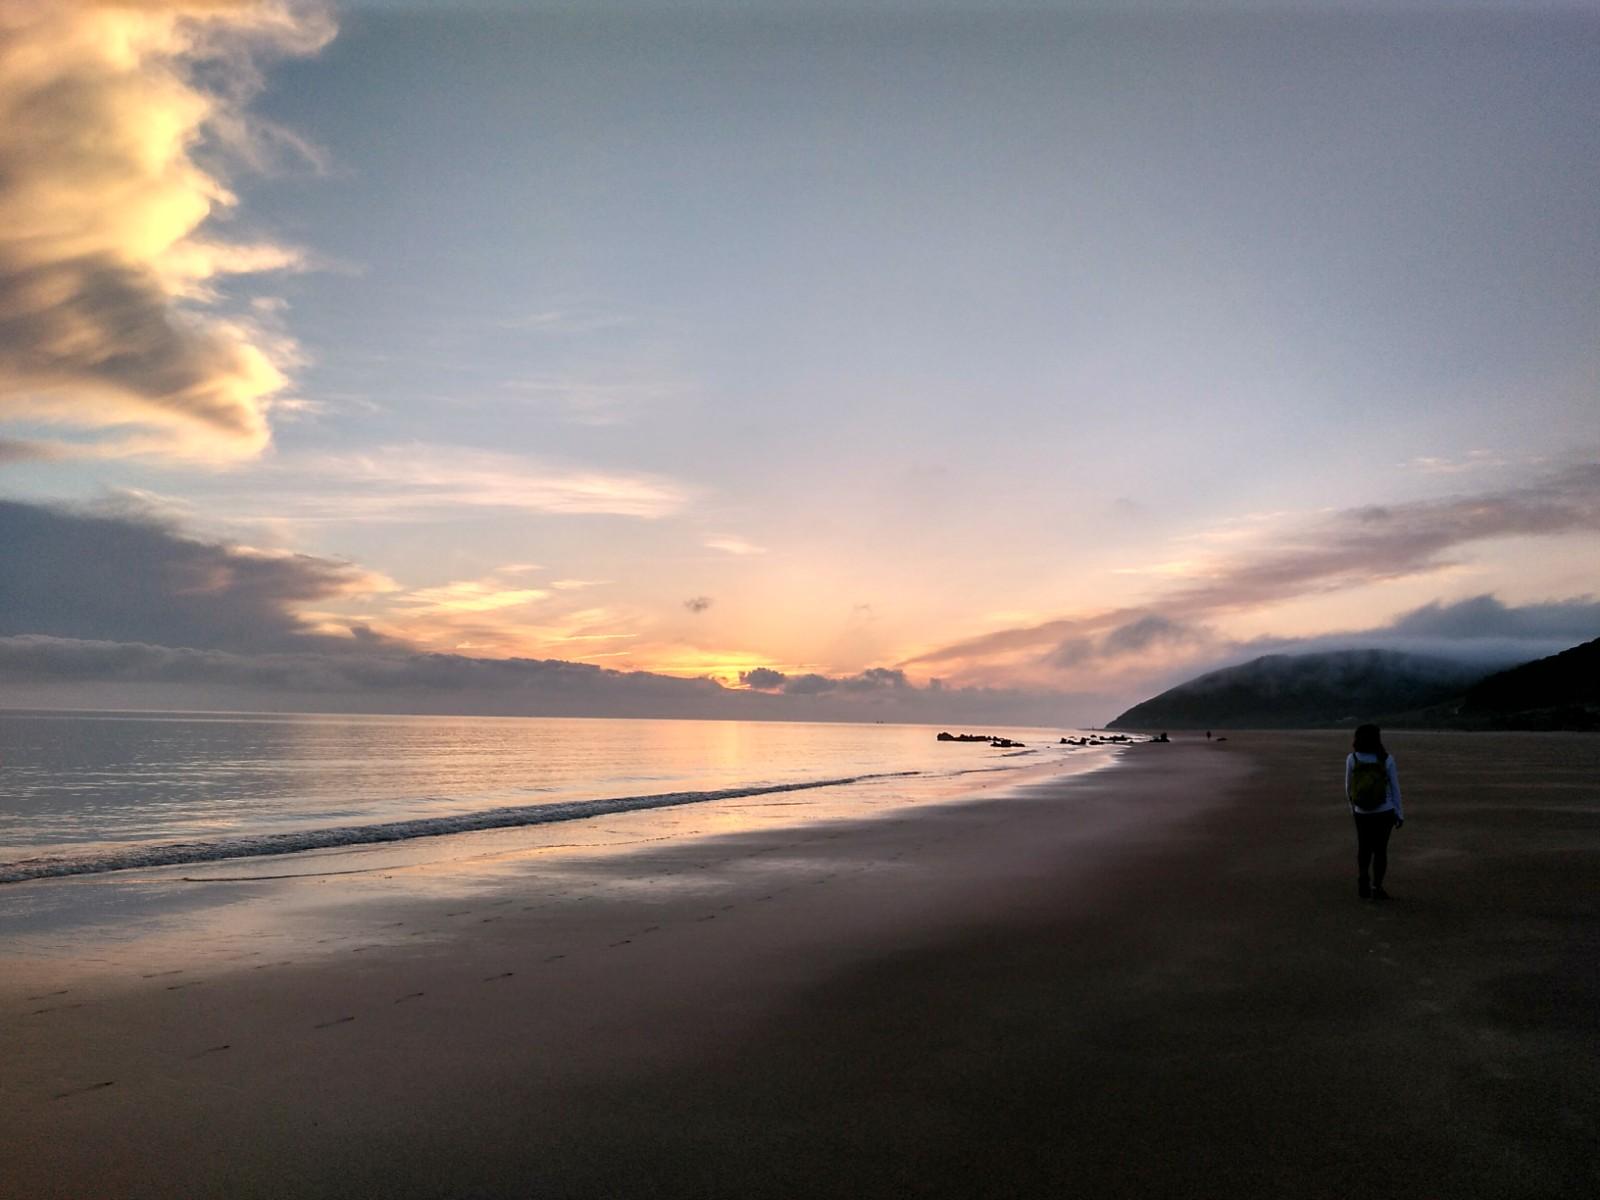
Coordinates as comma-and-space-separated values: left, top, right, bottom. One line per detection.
1349, 757, 1388, 811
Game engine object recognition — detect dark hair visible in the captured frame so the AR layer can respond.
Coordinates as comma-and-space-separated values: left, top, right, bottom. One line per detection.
1352, 723, 1387, 761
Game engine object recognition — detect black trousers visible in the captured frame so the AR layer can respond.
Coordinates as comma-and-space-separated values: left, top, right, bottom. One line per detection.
1353, 810, 1397, 887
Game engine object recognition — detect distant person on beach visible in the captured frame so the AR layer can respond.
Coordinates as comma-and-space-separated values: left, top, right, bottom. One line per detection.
1346, 723, 1404, 900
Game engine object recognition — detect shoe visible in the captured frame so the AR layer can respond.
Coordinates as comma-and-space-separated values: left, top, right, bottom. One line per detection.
1371, 886, 1390, 901
1359, 881, 1371, 899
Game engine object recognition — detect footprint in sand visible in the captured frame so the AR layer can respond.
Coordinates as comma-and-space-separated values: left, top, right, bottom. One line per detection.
166, 981, 202, 991
190, 1044, 231, 1058
142, 969, 183, 979
25, 989, 69, 1000
29, 1002, 85, 1016
394, 992, 425, 1004
482, 972, 514, 982
53, 1080, 114, 1100
314, 1016, 355, 1029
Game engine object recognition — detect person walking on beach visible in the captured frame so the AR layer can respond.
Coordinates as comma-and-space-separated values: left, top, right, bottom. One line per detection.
1346, 723, 1403, 900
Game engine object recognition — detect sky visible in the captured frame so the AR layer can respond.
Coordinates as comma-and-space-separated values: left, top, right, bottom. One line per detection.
0, 0, 1597, 725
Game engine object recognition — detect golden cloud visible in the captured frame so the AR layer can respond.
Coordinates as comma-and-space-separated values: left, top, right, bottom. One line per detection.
0, 0, 333, 461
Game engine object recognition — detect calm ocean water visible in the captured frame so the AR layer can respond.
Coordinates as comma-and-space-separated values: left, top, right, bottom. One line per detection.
0, 710, 1120, 882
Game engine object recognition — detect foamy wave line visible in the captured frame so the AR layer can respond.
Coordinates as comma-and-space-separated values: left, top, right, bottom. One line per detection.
0, 771, 924, 884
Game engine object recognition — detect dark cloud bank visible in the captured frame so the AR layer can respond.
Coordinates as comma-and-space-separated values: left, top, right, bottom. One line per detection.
0, 499, 1090, 724
0, 497, 375, 653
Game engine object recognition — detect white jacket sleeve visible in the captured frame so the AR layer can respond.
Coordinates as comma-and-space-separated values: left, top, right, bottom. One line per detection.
1344, 754, 1354, 807
1387, 757, 1403, 821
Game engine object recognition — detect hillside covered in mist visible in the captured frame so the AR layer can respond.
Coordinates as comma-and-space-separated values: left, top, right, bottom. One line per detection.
1108, 641, 1599, 731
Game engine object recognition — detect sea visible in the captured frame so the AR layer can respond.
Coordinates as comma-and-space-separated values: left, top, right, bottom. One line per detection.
0, 710, 1127, 884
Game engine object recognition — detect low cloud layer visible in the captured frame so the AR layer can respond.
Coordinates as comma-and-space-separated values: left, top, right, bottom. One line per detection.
0, 634, 1099, 726
1385, 595, 1600, 644
0, 0, 333, 461
0, 496, 1102, 723
740, 666, 912, 696
1241, 594, 1600, 669
0, 635, 728, 706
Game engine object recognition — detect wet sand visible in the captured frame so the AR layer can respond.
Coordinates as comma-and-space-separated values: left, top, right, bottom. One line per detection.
3, 733, 1596, 1198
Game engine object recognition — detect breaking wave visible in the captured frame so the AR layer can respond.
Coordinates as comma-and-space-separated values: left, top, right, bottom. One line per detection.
0, 771, 923, 884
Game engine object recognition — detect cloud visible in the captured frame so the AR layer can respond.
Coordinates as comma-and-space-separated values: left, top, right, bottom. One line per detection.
0, 435, 65, 463
839, 666, 910, 692
907, 463, 1600, 678
0, 496, 387, 652
357, 570, 642, 660
1238, 594, 1600, 669
503, 372, 678, 427
0, 632, 1110, 726
0, 495, 1110, 723
753, 666, 912, 696
0, 1, 335, 462
1044, 616, 1211, 671
684, 595, 712, 614
1385, 594, 1600, 643
1403, 450, 1508, 475
0, 633, 728, 704
740, 667, 787, 690
1101, 614, 1200, 655
393, 578, 550, 616
498, 307, 631, 338
705, 535, 766, 556
201, 445, 691, 521
1163, 463, 1600, 617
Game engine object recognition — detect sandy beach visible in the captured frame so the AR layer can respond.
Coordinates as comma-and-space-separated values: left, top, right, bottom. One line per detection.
3, 732, 1596, 1199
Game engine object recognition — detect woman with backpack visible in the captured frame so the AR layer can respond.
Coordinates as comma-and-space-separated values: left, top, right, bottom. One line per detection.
1346, 723, 1404, 899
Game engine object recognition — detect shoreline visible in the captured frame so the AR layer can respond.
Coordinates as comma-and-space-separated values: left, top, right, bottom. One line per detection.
5, 733, 1596, 1197
0, 745, 1134, 1009
0, 713, 1113, 884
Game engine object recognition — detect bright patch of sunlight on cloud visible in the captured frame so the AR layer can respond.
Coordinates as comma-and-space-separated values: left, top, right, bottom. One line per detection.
0, 0, 334, 461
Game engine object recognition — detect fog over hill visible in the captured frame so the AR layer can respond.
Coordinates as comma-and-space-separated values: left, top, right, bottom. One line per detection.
1107, 649, 1501, 731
